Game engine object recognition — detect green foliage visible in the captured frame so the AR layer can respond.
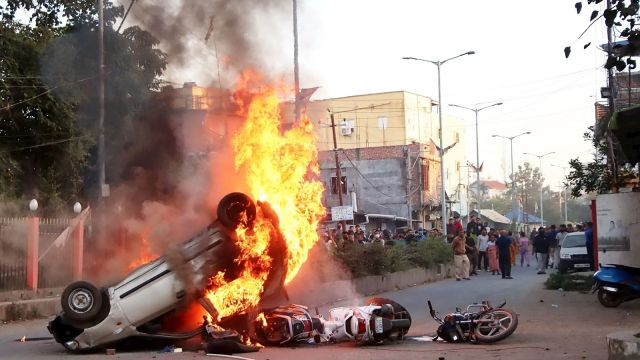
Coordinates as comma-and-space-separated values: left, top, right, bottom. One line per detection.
0, 1, 167, 214
544, 272, 595, 292
333, 237, 453, 277
567, 126, 638, 196
568, 1, 640, 71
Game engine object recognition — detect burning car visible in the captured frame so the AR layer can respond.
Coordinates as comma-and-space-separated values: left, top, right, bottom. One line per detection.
48, 192, 288, 352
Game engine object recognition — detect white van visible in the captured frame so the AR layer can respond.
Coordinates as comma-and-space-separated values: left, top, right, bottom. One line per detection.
558, 231, 590, 273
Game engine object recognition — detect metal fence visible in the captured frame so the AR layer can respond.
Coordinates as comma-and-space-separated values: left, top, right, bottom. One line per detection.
0, 217, 72, 290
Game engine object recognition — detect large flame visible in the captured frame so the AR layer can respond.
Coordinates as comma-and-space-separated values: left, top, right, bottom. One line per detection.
204, 71, 324, 320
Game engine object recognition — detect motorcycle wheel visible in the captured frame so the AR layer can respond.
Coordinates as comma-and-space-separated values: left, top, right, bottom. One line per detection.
473, 308, 518, 343
597, 287, 623, 308
366, 297, 411, 335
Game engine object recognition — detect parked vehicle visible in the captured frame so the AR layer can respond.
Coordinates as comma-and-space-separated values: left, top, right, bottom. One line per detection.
593, 264, 640, 307
428, 300, 518, 343
251, 297, 412, 346
558, 231, 591, 274
48, 192, 287, 352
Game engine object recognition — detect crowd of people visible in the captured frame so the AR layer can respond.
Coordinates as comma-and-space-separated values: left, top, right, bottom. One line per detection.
449, 214, 595, 281
322, 223, 441, 249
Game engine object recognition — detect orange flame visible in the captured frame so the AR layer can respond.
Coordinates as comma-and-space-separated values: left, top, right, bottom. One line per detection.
127, 229, 156, 271
204, 70, 324, 321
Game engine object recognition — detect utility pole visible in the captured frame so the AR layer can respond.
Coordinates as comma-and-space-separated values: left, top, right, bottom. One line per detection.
97, 0, 106, 206
605, 0, 619, 189
292, 0, 300, 122
405, 145, 412, 228
329, 112, 344, 207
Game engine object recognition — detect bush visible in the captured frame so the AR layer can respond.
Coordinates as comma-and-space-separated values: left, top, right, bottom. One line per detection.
333, 236, 453, 277
544, 272, 594, 292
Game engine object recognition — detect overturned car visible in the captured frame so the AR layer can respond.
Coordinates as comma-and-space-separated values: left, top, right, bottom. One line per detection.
48, 192, 287, 352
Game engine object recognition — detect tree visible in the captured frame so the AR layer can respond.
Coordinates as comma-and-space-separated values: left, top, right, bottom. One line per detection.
0, 1, 168, 214
565, 1, 640, 196
507, 162, 544, 216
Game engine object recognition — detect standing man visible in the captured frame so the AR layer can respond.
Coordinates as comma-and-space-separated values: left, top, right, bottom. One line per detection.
585, 222, 595, 271
533, 227, 550, 274
466, 233, 479, 276
446, 218, 457, 243
546, 225, 557, 268
477, 227, 490, 271
474, 216, 483, 236
554, 224, 568, 269
496, 230, 513, 279
452, 231, 471, 281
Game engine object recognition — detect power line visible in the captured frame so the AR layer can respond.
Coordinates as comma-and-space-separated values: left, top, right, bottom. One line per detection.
2, 135, 91, 153
0, 75, 97, 112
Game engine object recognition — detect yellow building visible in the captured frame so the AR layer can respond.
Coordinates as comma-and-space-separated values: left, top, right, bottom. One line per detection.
289, 91, 467, 200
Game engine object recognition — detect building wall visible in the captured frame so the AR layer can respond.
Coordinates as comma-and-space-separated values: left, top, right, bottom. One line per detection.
285, 91, 467, 214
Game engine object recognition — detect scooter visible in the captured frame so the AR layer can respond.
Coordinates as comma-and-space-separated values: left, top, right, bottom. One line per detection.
593, 264, 640, 307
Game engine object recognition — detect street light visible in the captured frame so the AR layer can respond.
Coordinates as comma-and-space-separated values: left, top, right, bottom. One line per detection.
402, 50, 475, 236
550, 164, 569, 224
523, 151, 556, 226
492, 132, 531, 227
449, 102, 503, 217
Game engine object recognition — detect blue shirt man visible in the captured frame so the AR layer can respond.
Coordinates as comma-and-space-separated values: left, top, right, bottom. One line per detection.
495, 230, 513, 279
585, 222, 594, 270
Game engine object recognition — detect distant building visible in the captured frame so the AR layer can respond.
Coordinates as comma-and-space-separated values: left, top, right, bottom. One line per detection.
317, 142, 440, 232
284, 90, 468, 230
470, 180, 509, 198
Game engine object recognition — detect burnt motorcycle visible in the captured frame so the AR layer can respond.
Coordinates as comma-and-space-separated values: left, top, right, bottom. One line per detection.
428, 300, 518, 343
251, 297, 411, 346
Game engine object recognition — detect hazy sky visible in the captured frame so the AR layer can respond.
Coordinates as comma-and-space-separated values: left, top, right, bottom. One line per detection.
152, 0, 609, 190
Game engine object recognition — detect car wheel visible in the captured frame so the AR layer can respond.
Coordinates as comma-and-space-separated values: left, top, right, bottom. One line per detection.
217, 192, 256, 229
61, 281, 104, 326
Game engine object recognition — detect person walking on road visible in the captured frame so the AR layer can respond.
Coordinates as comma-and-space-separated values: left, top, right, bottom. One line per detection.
518, 231, 530, 267
585, 222, 595, 270
509, 231, 518, 266
496, 230, 513, 279
554, 225, 568, 269
533, 227, 550, 274
486, 234, 500, 275
466, 233, 479, 276
477, 228, 489, 271
452, 231, 471, 281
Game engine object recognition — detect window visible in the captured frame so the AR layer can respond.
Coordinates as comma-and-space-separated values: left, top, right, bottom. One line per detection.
421, 161, 429, 191
330, 176, 347, 194
377, 116, 388, 129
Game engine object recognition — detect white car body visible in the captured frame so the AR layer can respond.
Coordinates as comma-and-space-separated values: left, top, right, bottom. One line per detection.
558, 232, 590, 273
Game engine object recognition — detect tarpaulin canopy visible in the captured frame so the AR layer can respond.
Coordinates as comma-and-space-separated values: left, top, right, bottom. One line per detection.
609, 104, 640, 164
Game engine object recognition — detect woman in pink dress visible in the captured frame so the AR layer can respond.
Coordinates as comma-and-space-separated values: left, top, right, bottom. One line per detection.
486, 234, 500, 275
518, 231, 530, 267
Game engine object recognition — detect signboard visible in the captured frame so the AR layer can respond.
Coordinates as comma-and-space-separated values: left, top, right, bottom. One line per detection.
596, 192, 640, 267
331, 205, 354, 221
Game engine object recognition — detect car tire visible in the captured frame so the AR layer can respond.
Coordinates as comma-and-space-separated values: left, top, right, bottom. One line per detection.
217, 192, 256, 229
61, 281, 104, 326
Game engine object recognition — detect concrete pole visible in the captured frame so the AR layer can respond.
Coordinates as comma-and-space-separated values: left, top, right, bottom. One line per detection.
539, 157, 544, 226
475, 109, 480, 216
437, 62, 447, 235
72, 216, 85, 281
97, 0, 105, 205
26, 216, 39, 290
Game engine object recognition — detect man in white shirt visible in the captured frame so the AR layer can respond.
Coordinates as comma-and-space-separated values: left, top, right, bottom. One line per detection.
554, 224, 568, 269
477, 228, 490, 271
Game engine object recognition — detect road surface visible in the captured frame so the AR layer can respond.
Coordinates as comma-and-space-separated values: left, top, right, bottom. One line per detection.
1, 265, 638, 359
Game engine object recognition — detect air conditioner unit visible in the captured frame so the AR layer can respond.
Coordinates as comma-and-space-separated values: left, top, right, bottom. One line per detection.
341, 127, 353, 136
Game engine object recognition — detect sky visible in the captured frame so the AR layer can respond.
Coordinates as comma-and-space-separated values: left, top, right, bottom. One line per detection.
135, 0, 610, 190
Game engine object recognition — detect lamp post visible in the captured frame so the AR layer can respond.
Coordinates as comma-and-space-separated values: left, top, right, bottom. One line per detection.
523, 151, 556, 226
402, 50, 475, 235
551, 164, 569, 224
449, 102, 503, 218
492, 132, 531, 227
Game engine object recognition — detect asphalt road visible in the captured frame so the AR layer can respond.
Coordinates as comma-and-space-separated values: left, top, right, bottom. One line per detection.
2, 265, 639, 360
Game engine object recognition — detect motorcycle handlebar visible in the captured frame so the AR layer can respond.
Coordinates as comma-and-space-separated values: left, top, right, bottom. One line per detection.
427, 300, 436, 318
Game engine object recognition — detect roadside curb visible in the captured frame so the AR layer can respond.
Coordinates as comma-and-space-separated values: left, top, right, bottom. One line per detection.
0, 297, 59, 321
607, 330, 640, 360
